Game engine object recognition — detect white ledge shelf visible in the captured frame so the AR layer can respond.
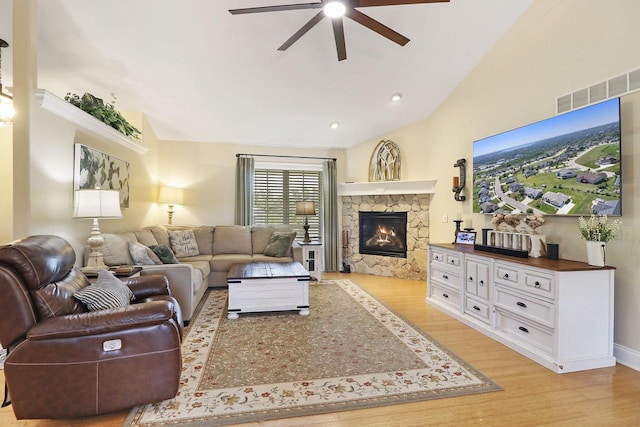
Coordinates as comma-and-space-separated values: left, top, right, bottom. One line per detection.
34, 89, 148, 155
338, 180, 437, 196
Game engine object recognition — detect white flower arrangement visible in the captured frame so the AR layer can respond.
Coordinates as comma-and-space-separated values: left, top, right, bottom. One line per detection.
577, 214, 621, 243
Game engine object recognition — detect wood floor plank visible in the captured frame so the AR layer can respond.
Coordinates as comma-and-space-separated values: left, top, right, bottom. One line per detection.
2, 272, 640, 426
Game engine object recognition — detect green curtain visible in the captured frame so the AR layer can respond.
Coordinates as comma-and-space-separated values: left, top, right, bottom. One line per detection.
235, 155, 254, 225
322, 159, 338, 271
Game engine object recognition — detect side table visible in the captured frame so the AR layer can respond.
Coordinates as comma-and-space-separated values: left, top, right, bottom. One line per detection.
85, 266, 142, 282
298, 241, 323, 280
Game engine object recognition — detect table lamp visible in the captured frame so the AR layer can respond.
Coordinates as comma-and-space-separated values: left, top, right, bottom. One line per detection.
158, 186, 184, 224
73, 189, 122, 273
296, 200, 316, 243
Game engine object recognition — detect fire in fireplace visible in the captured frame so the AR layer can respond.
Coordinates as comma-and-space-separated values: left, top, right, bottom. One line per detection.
359, 211, 407, 258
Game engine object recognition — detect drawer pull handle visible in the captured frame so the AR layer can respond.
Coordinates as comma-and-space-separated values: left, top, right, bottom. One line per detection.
435, 256, 440, 260
518, 326, 529, 333
516, 301, 527, 308
503, 273, 509, 280
442, 293, 449, 298
534, 281, 541, 288
450, 260, 455, 264
468, 277, 474, 282
443, 274, 449, 280
473, 305, 480, 311
479, 280, 484, 286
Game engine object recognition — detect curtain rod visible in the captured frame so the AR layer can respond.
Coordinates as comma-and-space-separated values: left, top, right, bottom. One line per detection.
236, 153, 336, 161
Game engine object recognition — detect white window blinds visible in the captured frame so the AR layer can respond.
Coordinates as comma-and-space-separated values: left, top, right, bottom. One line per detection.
253, 168, 322, 241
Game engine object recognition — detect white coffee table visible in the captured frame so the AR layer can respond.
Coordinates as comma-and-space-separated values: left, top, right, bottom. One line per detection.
226, 261, 310, 319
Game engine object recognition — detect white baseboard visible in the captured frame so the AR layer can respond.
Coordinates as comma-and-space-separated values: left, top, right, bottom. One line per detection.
614, 343, 640, 372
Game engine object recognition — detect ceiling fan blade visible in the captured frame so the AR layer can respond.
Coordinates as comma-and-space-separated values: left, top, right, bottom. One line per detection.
356, 0, 449, 6
345, 8, 410, 46
278, 11, 326, 51
230, 2, 322, 15
332, 17, 347, 61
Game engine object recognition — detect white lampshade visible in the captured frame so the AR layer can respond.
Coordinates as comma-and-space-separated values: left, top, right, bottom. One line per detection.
296, 201, 316, 216
73, 189, 122, 219
158, 186, 184, 205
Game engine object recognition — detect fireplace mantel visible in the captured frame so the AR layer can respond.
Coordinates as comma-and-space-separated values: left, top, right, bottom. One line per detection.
338, 180, 437, 196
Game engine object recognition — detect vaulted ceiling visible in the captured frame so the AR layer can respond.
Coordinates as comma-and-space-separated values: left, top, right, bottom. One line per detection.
0, 0, 532, 148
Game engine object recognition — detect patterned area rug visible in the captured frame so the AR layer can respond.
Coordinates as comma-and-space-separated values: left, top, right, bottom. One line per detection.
124, 279, 501, 426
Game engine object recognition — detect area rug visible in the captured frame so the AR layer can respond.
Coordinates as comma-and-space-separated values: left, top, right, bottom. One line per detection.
124, 279, 501, 426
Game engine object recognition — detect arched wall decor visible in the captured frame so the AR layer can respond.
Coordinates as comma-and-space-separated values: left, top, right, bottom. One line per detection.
369, 140, 401, 182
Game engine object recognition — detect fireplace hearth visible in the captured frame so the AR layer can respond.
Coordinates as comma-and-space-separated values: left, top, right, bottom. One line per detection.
359, 211, 407, 258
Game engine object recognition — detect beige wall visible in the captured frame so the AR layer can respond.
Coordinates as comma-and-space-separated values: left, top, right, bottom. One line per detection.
0, 126, 12, 243
345, 0, 640, 367
157, 139, 345, 226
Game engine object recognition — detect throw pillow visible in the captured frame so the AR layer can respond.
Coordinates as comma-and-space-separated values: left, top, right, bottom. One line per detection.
264, 231, 297, 257
74, 270, 135, 311
149, 244, 180, 264
129, 241, 162, 265
168, 229, 200, 258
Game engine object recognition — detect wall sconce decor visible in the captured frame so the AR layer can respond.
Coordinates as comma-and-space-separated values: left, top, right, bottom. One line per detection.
452, 158, 466, 201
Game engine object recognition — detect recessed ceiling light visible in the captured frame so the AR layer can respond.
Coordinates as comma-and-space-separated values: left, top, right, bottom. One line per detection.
324, 1, 346, 18
391, 93, 402, 102
330, 122, 340, 129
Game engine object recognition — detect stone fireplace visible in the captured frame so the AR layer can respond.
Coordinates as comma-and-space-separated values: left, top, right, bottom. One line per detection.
341, 193, 430, 281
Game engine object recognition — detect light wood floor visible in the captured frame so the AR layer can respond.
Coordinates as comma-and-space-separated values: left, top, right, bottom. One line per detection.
2, 272, 640, 426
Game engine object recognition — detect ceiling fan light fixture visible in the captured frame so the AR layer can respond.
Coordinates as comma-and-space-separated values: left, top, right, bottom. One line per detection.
391, 93, 402, 102
324, 1, 346, 18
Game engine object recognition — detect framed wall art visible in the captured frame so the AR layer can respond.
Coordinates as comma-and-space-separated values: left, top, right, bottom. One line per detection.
74, 144, 130, 207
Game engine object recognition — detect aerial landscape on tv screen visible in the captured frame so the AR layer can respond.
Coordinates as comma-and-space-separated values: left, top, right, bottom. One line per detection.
473, 98, 621, 216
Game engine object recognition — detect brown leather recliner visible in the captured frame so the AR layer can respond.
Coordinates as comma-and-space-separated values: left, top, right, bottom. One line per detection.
0, 235, 183, 419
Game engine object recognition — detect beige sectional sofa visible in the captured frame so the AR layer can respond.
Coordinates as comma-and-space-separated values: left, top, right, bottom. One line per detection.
95, 224, 302, 323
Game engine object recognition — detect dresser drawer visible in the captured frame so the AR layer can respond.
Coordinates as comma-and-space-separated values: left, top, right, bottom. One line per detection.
464, 297, 491, 324
495, 287, 555, 328
430, 266, 460, 290
430, 282, 460, 310
495, 262, 555, 300
494, 263, 519, 287
523, 270, 554, 298
431, 249, 462, 269
495, 309, 554, 355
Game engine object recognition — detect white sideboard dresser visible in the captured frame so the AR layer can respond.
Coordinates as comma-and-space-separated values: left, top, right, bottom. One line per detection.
427, 243, 615, 373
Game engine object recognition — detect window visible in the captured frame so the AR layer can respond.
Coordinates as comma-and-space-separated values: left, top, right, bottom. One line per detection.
253, 167, 322, 241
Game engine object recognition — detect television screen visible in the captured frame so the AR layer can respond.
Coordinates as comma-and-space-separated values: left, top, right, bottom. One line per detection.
473, 98, 621, 216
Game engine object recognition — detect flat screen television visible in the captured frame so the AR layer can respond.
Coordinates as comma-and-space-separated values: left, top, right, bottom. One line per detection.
473, 98, 621, 216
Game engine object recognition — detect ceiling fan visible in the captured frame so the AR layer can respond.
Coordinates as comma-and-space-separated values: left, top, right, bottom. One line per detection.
229, 0, 450, 61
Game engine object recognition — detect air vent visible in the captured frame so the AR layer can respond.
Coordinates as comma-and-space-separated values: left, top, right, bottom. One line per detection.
557, 94, 571, 114
589, 82, 607, 103
608, 74, 628, 97
572, 88, 588, 109
556, 66, 640, 114
630, 68, 640, 91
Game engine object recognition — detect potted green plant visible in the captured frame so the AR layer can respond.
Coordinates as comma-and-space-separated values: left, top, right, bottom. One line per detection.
64, 92, 141, 140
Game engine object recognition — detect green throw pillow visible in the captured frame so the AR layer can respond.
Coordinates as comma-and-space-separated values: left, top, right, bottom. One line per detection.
264, 232, 296, 257
149, 244, 180, 264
